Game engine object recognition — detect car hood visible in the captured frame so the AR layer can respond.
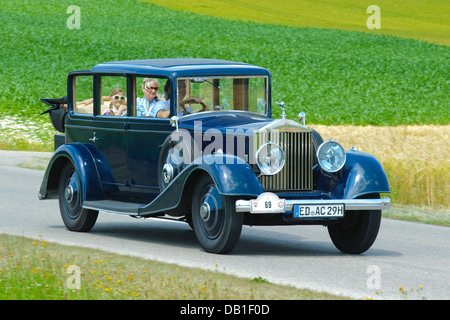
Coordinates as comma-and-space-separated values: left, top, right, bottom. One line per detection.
177, 111, 310, 134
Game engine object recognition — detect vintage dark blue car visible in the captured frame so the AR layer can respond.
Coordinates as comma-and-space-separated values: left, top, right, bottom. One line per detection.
39, 59, 390, 254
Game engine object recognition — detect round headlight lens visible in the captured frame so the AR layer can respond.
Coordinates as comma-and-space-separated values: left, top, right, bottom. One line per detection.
317, 140, 346, 173
256, 142, 285, 175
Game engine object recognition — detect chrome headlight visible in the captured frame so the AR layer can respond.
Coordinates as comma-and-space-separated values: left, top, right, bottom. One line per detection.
317, 140, 346, 173
256, 142, 285, 175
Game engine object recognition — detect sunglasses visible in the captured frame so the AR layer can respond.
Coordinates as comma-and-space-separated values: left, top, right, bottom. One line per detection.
112, 95, 126, 101
144, 84, 159, 91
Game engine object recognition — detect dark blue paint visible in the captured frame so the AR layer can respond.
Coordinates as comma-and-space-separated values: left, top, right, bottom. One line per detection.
316, 150, 390, 200
39, 143, 113, 202
39, 59, 390, 221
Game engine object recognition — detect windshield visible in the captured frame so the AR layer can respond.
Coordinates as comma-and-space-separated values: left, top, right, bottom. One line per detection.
175, 76, 268, 117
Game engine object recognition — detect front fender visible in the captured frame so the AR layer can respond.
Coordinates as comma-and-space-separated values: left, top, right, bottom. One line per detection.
192, 154, 264, 197
38, 143, 114, 201
324, 150, 390, 199
139, 153, 263, 215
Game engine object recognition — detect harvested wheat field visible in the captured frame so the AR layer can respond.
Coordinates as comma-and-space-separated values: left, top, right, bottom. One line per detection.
310, 124, 450, 208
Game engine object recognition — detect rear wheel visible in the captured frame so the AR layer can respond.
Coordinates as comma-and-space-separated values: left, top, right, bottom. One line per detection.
58, 162, 98, 232
191, 175, 242, 254
328, 194, 381, 254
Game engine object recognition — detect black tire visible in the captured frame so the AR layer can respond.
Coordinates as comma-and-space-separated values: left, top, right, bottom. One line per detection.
328, 194, 381, 254
58, 162, 98, 232
191, 175, 243, 254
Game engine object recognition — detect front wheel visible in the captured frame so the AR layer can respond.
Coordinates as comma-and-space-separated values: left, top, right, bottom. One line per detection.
191, 175, 243, 254
58, 162, 98, 232
328, 194, 381, 254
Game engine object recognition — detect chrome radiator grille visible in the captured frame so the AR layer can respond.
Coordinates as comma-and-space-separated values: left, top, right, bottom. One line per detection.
256, 130, 313, 191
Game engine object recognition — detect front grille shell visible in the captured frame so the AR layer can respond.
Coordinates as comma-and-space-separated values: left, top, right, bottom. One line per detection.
253, 120, 313, 191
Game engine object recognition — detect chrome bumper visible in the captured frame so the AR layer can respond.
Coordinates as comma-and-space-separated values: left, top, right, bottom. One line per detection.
235, 197, 391, 213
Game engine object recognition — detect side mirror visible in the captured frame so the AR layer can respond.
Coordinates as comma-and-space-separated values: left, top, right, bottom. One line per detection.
170, 116, 179, 131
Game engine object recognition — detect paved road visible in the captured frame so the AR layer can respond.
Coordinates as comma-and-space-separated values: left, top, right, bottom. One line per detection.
1, 150, 449, 300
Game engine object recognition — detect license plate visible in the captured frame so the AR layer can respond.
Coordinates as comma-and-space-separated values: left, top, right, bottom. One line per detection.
250, 192, 286, 213
294, 204, 344, 218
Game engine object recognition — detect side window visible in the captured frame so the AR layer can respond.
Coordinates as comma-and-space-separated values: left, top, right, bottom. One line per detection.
133, 77, 170, 118
73, 75, 94, 115
99, 76, 128, 116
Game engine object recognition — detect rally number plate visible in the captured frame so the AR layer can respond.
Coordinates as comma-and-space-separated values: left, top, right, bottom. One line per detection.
250, 192, 286, 214
294, 204, 344, 218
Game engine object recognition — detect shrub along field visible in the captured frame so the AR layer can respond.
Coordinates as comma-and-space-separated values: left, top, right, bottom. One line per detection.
0, 0, 448, 208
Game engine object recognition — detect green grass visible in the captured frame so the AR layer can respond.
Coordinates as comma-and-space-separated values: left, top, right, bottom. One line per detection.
0, 234, 348, 300
0, 0, 448, 127
385, 205, 450, 227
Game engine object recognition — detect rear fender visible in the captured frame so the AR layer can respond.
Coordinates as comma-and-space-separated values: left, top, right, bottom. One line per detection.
38, 143, 114, 201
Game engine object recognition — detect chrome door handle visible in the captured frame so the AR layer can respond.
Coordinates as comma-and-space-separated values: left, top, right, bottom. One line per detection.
89, 132, 103, 143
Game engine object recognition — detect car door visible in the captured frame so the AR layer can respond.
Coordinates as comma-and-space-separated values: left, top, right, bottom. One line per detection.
125, 76, 173, 202
89, 75, 130, 197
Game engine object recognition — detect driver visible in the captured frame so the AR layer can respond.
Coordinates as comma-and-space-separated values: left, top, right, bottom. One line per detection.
136, 78, 169, 117
163, 80, 209, 116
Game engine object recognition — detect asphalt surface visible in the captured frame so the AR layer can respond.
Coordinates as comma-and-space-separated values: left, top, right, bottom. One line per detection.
1, 150, 449, 300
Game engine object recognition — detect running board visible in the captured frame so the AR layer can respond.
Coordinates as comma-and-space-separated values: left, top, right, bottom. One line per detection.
83, 200, 143, 215
83, 181, 183, 216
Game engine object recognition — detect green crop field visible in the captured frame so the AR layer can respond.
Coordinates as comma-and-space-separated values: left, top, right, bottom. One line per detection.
0, 0, 448, 126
